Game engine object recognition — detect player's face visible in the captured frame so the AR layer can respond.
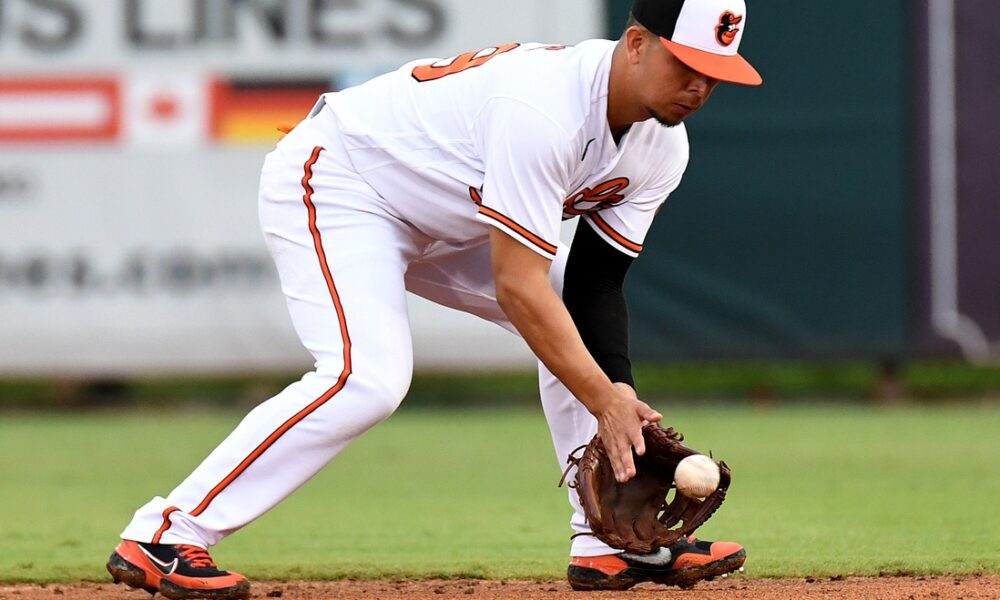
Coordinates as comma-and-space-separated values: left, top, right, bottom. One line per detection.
639, 37, 720, 127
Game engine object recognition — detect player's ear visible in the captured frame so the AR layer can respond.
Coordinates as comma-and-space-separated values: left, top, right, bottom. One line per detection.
624, 26, 650, 65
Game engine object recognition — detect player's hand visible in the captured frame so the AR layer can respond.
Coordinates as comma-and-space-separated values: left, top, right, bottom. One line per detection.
593, 383, 662, 483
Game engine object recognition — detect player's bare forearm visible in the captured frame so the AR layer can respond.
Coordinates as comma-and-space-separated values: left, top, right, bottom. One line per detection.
489, 229, 612, 405
489, 228, 661, 481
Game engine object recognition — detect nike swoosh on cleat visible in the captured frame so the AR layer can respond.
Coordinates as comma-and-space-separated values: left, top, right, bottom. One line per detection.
138, 545, 179, 576
621, 547, 673, 566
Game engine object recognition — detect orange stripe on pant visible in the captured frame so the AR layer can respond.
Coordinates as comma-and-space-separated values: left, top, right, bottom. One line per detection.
151, 506, 181, 544
153, 146, 353, 540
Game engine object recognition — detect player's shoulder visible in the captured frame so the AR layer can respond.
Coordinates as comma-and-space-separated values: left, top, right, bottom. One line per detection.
481, 39, 616, 132
505, 39, 615, 75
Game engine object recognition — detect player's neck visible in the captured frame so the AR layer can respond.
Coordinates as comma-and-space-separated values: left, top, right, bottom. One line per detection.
606, 42, 645, 139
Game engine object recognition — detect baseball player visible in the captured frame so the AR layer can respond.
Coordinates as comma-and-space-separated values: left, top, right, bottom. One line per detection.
107, 0, 762, 597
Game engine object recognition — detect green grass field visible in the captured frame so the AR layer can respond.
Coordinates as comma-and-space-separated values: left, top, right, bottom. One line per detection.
1, 403, 998, 583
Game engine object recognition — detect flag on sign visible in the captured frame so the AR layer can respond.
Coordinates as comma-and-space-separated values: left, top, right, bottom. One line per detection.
123, 73, 210, 148
210, 79, 329, 145
0, 78, 120, 143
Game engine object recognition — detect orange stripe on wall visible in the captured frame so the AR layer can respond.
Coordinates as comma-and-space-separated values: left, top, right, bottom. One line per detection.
216, 115, 304, 143
210, 79, 325, 142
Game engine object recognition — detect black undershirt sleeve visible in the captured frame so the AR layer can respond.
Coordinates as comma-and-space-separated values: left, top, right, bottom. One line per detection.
562, 218, 636, 388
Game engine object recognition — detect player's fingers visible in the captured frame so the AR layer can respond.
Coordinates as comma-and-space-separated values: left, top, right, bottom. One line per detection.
633, 429, 646, 457
639, 404, 662, 423
609, 442, 631, 482
608, 451, 622, 482
619, 450, 637, 482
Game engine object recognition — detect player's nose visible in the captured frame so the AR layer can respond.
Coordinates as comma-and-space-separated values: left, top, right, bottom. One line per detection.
687, 73, 716, 99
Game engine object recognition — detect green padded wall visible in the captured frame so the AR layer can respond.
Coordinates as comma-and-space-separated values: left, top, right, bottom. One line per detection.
607, 0, 910, 358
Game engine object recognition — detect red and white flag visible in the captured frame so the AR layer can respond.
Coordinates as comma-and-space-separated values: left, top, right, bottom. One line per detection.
123, 72, 210, 147
0, 78, 120, 143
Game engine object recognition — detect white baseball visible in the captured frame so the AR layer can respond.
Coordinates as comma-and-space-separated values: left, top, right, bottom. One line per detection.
674, 454, 721, 499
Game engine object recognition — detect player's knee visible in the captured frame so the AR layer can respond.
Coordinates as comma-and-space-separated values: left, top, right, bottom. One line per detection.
352, 367, 412, 420
311, 348, 412, 422
378, 370, 413, 414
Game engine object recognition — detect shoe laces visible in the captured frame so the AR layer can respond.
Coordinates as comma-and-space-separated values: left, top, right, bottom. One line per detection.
177, 545, 217, 569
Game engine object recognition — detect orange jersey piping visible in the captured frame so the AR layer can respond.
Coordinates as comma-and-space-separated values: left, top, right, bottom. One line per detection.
587, 212, 643, 254
477, 205, 558, 257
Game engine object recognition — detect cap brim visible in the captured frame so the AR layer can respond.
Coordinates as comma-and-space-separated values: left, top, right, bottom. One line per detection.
660, 38, 763, 86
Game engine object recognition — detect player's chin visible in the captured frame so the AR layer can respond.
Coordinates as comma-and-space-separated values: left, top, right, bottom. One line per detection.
646, 107, 684, 128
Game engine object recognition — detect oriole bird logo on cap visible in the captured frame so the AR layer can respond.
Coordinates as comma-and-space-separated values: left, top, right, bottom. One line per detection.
715, 11, 742, 47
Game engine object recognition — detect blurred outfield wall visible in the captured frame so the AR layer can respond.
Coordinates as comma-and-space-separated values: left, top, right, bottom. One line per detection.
1, 0, 997, 378
0, 0, 602, 376
606, 0, 1000, 362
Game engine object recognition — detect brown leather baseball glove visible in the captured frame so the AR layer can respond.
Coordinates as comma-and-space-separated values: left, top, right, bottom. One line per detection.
561, 424, 731, 554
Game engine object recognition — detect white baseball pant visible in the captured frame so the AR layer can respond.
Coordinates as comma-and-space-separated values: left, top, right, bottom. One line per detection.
121, 110, 614, 558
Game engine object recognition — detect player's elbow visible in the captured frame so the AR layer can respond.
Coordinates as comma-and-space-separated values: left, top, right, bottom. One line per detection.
494, 275, 524, 316
494, 270, 549, 324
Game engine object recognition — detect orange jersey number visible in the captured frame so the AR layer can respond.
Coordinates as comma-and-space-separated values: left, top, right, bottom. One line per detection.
411, 44, 521, 82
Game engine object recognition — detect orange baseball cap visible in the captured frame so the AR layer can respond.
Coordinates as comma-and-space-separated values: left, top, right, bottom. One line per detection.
631, 0, 762, 86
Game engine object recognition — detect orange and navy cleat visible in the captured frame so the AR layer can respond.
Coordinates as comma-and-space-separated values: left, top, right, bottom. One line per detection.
567, 537, 746, 591
106, 540, 250, 599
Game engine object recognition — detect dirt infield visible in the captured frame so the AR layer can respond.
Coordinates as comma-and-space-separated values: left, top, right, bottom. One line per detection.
2, 576, 997, 600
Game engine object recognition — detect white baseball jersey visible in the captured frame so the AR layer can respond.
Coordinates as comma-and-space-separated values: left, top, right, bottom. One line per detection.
325, 39, 689, 258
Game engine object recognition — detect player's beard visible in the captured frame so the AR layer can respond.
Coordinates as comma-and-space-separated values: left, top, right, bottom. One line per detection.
646, 107, 682, 128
